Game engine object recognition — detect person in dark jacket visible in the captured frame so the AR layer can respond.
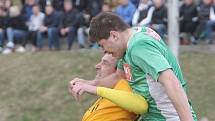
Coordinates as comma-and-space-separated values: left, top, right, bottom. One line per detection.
38, 0, 64, 12
60, 0, 81, 49
0, 8, 7, 50
21, 0, 35, 22
192, 0, 212, 44
150, 0, 167, 38
205, 0, 215, 44
132, 0, 153, 26
3, 6, 28, 54
52, 0, 64, 12
38, 0, 46, 12
180, 0, 198, 34
37, 5, 60, 50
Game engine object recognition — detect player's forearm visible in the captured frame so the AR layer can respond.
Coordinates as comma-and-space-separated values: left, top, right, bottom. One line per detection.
165, 82, 193, 121
97, 87, 148, 114
159, 70, 193, 121
86, 80, 97, 86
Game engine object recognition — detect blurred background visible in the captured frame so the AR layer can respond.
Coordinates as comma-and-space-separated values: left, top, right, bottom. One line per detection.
0, 0, 214, 121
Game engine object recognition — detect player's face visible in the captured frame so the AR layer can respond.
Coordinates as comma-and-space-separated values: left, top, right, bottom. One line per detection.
95, 54, 116, 79
98, 31, 126, 59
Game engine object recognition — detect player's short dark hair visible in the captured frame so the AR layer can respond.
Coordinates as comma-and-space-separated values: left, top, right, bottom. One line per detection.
89, 12, 129, 43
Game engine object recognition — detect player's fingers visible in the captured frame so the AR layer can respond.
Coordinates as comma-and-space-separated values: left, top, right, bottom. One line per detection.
68, 82, 76, 96
73, 85, 82, 101
69, 78, 80, 86
77, 89, 84, 102
78, 89, 85, 97
69, 81, 75, 89
69, 83, 80, 98
68, 87, 74, 96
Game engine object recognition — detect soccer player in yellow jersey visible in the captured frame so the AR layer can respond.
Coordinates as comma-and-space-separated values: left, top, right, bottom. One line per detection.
69, 54, 148, 121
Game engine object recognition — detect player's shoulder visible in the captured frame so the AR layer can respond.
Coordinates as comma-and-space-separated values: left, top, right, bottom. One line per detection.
114, 79, 132, 91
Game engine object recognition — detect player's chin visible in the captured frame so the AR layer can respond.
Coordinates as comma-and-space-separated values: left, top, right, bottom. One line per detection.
95, 73, 101, 79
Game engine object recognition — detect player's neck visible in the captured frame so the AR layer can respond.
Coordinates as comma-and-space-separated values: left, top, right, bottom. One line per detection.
123, 28, 133, 49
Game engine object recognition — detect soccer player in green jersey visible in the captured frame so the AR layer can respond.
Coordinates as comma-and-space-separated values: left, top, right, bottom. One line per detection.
71, 12, 197, 121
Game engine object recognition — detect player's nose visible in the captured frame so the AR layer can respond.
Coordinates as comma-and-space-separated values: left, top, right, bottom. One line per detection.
95, 62, 101, 70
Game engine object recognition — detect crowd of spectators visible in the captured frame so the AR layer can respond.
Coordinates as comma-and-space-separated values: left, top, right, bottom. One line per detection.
0, 0, 214, 54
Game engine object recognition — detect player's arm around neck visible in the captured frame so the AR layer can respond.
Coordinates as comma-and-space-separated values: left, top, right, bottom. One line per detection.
94, 69, 126, 88
159, 69, 194, 121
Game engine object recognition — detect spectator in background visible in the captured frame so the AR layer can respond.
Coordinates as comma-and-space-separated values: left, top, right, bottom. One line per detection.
103, 0, 121, 10
130, 0, 140, 7
5, 0, 12, 8
0, 1, 4, 8
77, 13, 90, 49
88, 0, 103, 17
205, 0, 215, 44
115, 0, 136, 25
37, 5, 60, 50
132, 0, 153, 26
76, 0, 100, 49
38, 0, 62, 13
28, 4, 45, 51
179, 0, 198, 43
60, 0, 81, 50
52, 0, 65, 12
74, 0, 102, 26
21, 0, 35, 22
3, 6, 28, 54
73, 0, 102, 17
1, 0, 12, 13
73, 0, 86, 11
192, 0, 212, 44
38, 0, 47, 12
0, 0, 12, 51
88, 2, 112, 49
102, 2, 112, 12
0, 8, 7, 51
150, 0, 167, 39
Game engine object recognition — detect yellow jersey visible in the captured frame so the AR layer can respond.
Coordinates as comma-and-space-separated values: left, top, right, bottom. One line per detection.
82, 80, 137, 121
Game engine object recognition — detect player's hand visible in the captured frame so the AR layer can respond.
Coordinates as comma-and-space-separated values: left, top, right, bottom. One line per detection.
68, 78, 87, 100
69, 81, 84, 101
69, 81, 97, 101
69, 78, 95, 86
69, 78, 84, 86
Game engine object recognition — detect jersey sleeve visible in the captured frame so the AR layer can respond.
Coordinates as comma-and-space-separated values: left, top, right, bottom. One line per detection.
131, 42, 171, 81
97, 87, 148, 114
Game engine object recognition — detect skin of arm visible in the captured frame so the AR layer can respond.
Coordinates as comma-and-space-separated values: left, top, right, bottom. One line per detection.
159, 69, 193, 121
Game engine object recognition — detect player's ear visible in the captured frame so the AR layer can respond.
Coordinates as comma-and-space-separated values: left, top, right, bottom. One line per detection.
110, 31, 119, 42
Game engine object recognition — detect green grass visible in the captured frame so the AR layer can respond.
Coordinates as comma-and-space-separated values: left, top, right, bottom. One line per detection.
180, 52, 215, 120
0, 50, 214, 121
